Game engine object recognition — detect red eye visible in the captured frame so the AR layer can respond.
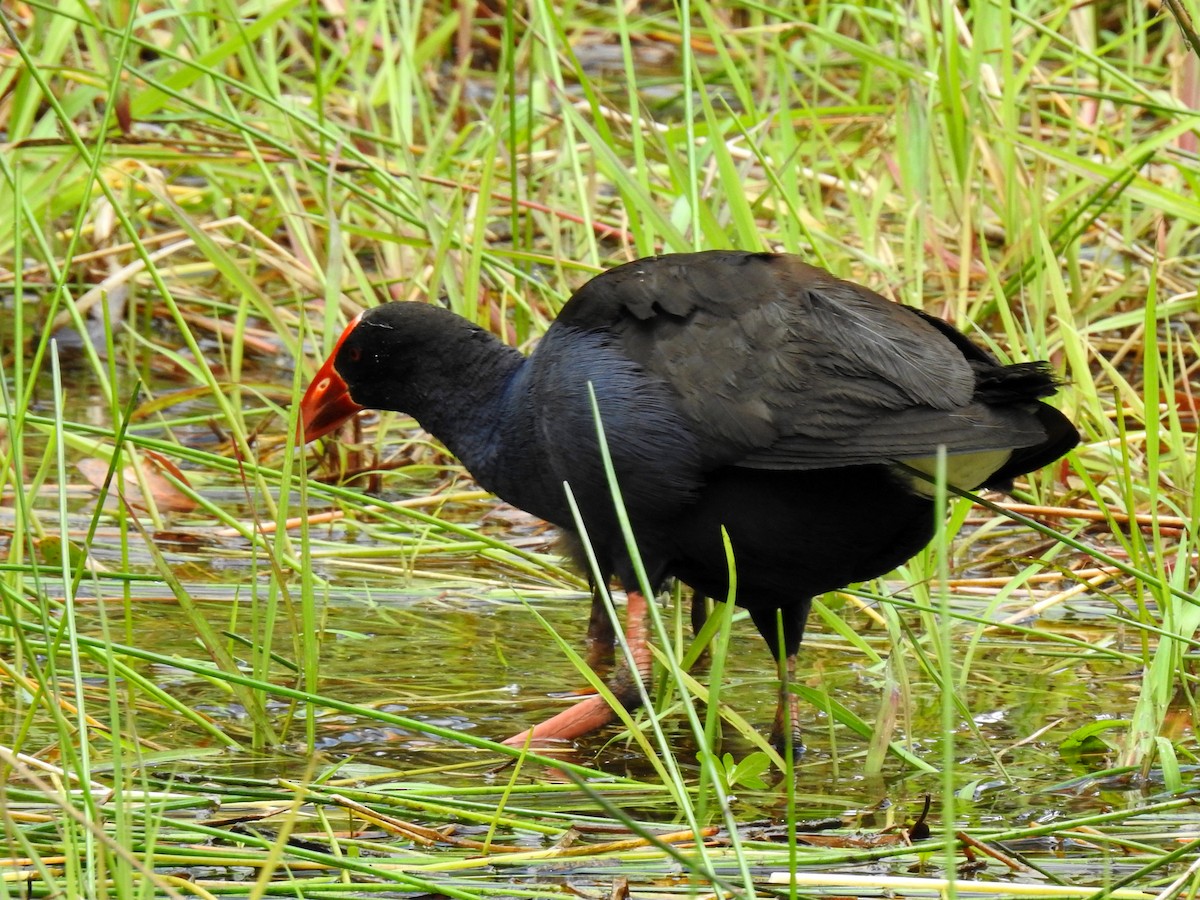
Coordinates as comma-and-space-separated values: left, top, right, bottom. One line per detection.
347, 346, 362, 362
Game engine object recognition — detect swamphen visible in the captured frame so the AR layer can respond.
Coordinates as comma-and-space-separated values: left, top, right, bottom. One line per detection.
300, 250, 1079, 751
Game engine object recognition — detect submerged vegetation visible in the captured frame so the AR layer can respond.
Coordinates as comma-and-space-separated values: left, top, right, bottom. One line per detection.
1, 0, 1198, 897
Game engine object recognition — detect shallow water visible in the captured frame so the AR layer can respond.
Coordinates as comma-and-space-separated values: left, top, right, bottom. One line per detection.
3, 321, 1194, 888
49, 535, 1167, 823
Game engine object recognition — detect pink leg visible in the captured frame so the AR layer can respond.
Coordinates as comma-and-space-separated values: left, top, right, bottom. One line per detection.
503, 591, 652, 748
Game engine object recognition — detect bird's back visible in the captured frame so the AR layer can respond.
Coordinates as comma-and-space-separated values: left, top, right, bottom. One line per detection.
532, 250, 1079, 633
550, 250, 1076, 484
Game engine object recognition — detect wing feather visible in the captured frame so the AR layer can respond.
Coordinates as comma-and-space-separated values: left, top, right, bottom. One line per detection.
551, 250, 1060, 473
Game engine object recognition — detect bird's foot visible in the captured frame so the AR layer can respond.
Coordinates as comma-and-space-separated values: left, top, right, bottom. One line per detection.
501, 692, 619, 748
502, 591, 653, 750
500, 674, 647, 750
769, 727, 806, 758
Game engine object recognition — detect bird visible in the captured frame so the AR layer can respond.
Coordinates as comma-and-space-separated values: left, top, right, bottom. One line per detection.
299, 250, 1079, 752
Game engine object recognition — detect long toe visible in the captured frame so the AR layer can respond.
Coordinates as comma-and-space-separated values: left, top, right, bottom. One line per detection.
503, 590, 653, 749
502, 693, 617, 748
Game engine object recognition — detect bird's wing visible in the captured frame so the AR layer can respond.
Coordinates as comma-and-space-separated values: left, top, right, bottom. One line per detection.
555, 250, 1053, 471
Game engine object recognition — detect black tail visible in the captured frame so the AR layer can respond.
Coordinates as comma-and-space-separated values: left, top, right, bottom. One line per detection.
973, 361, 1062, 404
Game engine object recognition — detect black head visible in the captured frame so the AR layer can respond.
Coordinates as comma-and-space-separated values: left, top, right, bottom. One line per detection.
300, 303, 467, 440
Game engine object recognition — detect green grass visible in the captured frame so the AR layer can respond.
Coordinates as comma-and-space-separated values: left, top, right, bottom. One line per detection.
2, 0, 1200, 897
